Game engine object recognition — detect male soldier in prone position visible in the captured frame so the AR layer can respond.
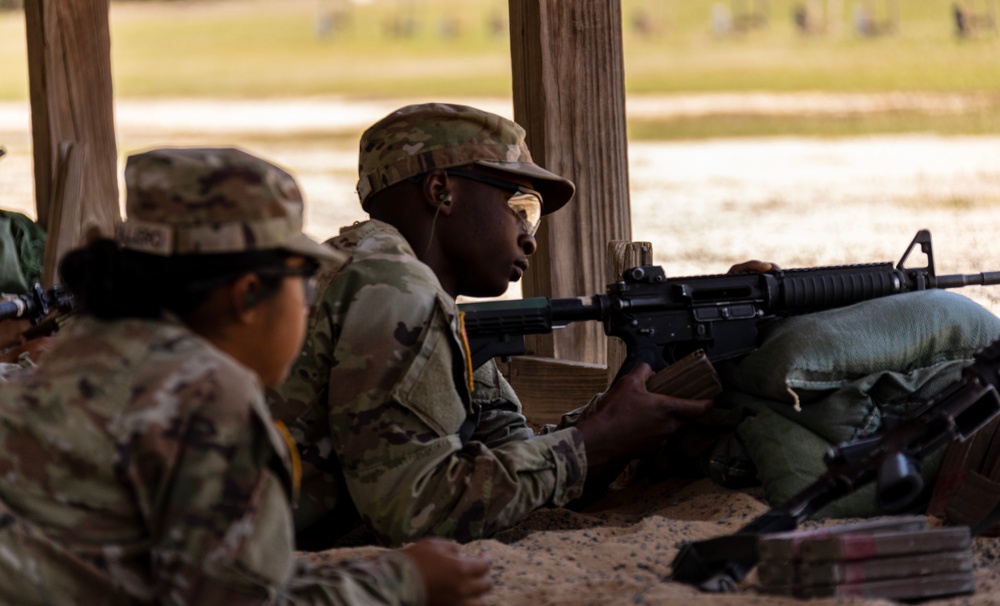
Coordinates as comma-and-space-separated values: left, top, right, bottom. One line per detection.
268, 103, 714, 548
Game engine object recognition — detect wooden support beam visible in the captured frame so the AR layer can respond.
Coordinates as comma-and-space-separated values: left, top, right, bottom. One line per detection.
500, 356, 608, 427
508, 0, 632, 367
25, 0, 119, 284
40, 142, 85, 288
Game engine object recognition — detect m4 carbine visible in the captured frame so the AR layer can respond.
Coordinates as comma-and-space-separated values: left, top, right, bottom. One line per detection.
459, 230, 1000, 380
0, 283, 75, 340
668, 336, 1000, 592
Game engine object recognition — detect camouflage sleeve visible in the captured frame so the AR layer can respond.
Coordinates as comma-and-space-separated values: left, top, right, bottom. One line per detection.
329, 261, 588, 545
123, 353, 294, 604
287, 551, 424, 606
129, 354, 424, 605
469, 360, 536, 447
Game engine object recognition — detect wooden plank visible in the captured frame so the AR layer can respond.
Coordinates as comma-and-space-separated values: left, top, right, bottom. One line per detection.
605, 240, 653, 385
508, 0, 632, 367
501, 356, 608, 427
25, 0, 119, 284
41, 142, 85, 288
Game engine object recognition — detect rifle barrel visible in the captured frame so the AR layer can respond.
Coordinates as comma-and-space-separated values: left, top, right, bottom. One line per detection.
936, 272, 1000, 288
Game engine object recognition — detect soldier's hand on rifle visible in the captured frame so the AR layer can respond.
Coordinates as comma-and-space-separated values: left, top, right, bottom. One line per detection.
575, 363, 713, 474
728, 260, 781, 274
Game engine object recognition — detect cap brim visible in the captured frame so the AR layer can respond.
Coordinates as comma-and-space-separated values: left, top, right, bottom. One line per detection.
476, 161, 575, 216
281, 233, 347, 264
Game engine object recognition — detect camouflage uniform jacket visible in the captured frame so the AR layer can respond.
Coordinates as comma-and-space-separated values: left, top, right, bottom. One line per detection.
0, 315, 424, 605
268, 220, 587, 546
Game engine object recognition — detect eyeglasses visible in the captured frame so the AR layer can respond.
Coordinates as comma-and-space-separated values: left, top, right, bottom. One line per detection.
256, 264, 320, 305
182, 260, 321, 307
446, 168, 543, 236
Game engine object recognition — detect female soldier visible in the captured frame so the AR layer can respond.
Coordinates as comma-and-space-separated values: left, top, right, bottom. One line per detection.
0, 147, 492, 606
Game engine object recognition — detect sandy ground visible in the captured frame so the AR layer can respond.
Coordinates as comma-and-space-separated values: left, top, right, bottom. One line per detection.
303, 476, 1000, 605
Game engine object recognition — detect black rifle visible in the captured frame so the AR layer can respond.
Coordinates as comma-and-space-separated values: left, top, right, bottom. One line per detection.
460, 230, 1000, 380
669, 336, 1000, 592
0, 283, 76, 340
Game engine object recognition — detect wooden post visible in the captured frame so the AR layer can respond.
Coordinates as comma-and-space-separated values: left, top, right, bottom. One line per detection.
25, 0, 119, 284
40, 142, 86, 288
508, 0, 632, 367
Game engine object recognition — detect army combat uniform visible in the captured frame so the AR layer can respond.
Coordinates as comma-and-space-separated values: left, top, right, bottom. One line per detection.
268, 103, 587, 547
0, 316, 423, 605
0, 147, 428, 605
269, 220, 587, 547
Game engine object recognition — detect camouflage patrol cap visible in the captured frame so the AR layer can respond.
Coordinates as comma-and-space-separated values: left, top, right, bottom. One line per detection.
357, 103, 575, 215
118, 147, 342, 263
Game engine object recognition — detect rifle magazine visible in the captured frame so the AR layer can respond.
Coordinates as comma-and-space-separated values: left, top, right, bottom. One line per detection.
645, 350, 722, 400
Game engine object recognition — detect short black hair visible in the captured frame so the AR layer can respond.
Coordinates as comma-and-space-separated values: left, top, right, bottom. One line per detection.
59, 239, 297, 320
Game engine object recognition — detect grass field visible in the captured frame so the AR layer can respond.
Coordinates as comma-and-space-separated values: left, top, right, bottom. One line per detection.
1, 0, 999, 137
1, 2, 999, 315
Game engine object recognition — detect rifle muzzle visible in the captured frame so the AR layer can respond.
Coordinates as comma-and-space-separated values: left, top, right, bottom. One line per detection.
875, 452, 923, 513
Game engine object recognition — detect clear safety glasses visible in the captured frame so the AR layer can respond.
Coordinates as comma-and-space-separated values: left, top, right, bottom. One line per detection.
446, 168, 543, 236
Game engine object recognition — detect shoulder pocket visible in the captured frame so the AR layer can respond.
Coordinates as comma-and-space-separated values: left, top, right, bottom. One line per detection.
392, 296, 471, 437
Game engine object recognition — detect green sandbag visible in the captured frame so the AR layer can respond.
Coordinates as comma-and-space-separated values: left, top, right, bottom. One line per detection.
0, 210, 47, 294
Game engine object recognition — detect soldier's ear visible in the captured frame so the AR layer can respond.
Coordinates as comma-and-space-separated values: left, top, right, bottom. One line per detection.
230, 274, 264, 322
423, 170, 454, 215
